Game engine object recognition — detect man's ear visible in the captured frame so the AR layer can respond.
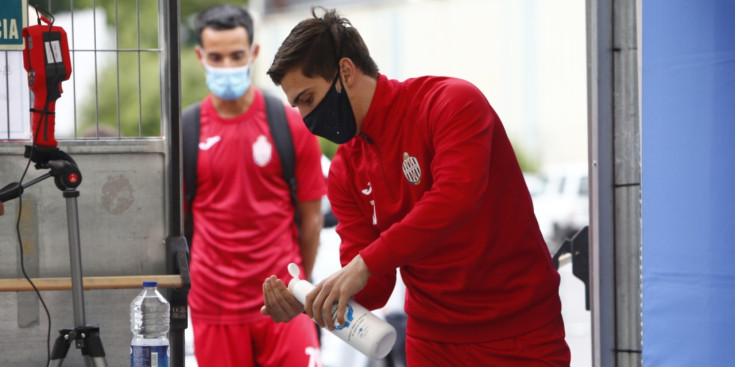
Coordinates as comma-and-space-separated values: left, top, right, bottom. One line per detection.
251, 44, 261, 62
338, 57, 356, 87
195, 45, 205, 66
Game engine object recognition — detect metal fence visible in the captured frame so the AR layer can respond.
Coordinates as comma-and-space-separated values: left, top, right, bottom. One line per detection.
0, 1, 183, 366
1, 0, 168, 141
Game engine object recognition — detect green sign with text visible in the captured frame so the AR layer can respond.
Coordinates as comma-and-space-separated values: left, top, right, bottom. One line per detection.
0, 0, 27, 50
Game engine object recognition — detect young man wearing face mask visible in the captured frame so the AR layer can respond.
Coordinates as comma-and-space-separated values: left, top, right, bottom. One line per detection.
186, 4, 326, 366
261, 7, 571, 367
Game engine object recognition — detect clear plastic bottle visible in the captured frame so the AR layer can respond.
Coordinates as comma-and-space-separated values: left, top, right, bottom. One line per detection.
287, 263, 397, 360
130, 281, 170, 367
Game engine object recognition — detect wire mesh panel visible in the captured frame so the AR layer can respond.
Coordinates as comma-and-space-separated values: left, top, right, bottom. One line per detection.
0, 1, 177, 366
1, 0, 164, 141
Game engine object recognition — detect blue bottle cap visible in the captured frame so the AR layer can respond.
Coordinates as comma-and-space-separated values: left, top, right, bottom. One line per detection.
143, 281, 158, 287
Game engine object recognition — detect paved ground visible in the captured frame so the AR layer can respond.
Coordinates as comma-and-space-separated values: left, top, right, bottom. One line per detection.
558, 255, 593, 367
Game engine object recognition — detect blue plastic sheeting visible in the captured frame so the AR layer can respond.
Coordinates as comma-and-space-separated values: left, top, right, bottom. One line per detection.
641, 1, 735, 366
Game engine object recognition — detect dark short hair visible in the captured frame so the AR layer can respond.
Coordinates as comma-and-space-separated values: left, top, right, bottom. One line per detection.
267, 7, 378, 85
195, 4, 254, 46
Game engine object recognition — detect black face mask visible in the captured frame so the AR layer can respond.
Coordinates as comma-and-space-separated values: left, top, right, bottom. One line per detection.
303, 73, 357, 144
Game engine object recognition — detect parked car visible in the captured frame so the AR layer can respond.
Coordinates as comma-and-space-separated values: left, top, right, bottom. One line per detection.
531, 163, 589, 257
523, 172, 546, 198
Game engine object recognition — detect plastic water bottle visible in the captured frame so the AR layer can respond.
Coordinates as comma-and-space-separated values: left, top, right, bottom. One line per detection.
287, 263, 397, 360
130, 281, 170, 367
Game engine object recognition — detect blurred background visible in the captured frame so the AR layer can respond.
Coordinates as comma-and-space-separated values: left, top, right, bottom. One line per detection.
6, 0, 588, 166
5, 0, 591, 248
1, 0, 590, 366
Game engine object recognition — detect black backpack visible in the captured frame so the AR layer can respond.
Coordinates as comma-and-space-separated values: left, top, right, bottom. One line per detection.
182, 94, 297, 246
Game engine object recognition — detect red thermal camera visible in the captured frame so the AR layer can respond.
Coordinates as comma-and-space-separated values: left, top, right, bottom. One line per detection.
22, 15, 72, 147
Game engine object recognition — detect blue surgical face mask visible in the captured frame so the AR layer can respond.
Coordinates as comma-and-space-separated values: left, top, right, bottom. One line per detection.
204, 62, 251, 101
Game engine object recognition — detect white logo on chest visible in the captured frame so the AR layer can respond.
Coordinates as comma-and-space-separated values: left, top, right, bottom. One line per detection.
198, 136, 221, 150
252, 135, 273, 167
361, 182, 377, 226
402, 152, 422, 185
361, 182, 372, 195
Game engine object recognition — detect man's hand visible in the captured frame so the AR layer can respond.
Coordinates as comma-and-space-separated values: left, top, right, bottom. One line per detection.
306, 254, 371, 330
261, 275, 304, 323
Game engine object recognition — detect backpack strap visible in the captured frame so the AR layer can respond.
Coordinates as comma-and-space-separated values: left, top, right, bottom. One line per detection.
182, 102, 201, 246
263, 93, 297, 209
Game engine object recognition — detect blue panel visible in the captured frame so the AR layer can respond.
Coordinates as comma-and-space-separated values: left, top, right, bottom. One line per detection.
642, 1, 735, 366
0, 0, 25, 48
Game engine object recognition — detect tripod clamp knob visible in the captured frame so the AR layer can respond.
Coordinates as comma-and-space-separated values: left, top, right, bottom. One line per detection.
48, 159, 82, 191
24, 145, 83, 191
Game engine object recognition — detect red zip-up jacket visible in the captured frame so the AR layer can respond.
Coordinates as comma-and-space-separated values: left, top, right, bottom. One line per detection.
328, 74, 562, 343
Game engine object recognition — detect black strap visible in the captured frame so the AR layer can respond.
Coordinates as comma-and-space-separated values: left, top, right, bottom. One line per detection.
182, 102, 201, 246
263, 93, 297, 208
181, 95, 297, 247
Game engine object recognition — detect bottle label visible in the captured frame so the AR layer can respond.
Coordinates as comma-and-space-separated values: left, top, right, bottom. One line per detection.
331, 303, 371, 342
333, 303, 355, 331
131, 345, 169, 367
346, 313, 373, 342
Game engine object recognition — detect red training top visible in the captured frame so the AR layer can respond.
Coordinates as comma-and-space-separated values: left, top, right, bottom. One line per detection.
188, 90, 326, 325
329, 74, 562, 343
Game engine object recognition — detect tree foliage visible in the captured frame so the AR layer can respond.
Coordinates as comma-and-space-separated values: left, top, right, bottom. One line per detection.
29, 0, 240, 137
29, 1, 518, 167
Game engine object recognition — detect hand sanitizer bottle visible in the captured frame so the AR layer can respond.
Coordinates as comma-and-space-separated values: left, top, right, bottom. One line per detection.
287, 263, 397, 360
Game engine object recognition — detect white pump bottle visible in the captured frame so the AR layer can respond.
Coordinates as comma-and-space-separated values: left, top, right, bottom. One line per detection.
287, 263, 397, 360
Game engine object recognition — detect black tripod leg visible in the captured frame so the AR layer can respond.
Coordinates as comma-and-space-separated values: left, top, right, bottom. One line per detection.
48, 327, 108, 367
81, 326, 107, 367
48, 329, 73, 367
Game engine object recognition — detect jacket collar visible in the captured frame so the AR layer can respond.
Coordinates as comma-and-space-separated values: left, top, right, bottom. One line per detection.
357, 74, 398, 144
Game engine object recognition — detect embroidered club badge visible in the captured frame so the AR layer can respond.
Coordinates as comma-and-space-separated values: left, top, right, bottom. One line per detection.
402, 152, 421, 185
253, 135, 272, 167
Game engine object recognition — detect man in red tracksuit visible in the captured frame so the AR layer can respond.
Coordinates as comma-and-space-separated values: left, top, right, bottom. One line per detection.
261, 7, 571, 366
186, 5, 325, 367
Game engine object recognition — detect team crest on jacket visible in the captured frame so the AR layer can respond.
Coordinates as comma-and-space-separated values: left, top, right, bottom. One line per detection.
402, 152, 421, 185
253, 135, 272, 167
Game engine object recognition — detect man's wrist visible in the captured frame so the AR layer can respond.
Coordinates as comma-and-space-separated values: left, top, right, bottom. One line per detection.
353, 254, 371, 279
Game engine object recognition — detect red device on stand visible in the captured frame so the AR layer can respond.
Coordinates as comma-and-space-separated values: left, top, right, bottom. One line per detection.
22, 14, 72, 147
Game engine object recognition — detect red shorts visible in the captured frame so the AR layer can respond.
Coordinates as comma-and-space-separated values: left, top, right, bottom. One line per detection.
192, 314, 321, 367
406, 315, 570, 366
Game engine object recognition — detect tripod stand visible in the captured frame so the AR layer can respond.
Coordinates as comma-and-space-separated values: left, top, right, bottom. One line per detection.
0, 146, 107, 367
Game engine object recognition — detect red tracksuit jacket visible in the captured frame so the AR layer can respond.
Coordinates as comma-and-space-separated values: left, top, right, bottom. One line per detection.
328, 74, 562, 344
